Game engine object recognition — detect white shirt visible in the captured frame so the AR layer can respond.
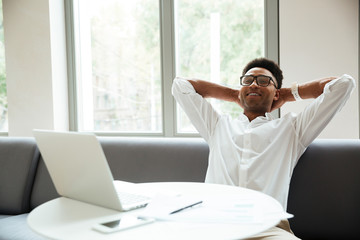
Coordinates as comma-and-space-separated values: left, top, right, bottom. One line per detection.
172, 75, 355, 209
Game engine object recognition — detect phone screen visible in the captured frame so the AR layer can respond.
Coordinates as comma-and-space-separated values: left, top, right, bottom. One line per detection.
93, 216, 155, 233
101, 216, 146, 229
101, 219, 122, 228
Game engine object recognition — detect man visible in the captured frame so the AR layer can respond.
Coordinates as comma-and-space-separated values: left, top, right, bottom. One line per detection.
172, 58, 355, 239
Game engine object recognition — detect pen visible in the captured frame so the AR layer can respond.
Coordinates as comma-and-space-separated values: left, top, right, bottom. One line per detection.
169, 201, 203, 215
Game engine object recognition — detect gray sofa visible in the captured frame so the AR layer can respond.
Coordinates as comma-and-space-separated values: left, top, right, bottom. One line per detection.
0, 137, 359, 240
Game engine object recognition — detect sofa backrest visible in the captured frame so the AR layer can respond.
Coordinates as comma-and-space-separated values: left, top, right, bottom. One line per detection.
99, 137, 209, 183
0, 138, 40, 215
29, 137, 209, 210
288, 139, 360, 240
29, 156, 59, 210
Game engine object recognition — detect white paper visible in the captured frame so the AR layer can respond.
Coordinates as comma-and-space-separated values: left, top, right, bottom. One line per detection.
139, 195, 270, 224
140, 195, 203, 219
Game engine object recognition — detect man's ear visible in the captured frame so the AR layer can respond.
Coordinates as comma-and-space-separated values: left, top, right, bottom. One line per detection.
273, 89, 280, 101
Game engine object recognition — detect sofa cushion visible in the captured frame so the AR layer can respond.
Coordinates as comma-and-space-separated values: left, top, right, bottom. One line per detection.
99, 137, 209, 183
29, 157, 59, 210
0, 138, 40, 214
288, 139, 360, 240
0, 214, 46, 240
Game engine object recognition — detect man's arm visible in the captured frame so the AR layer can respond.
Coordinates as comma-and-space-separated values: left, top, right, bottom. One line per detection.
271, 77, 336, 111
171, 77, 225, 141
187, 79, 241, 105
182, 76, 338, 111
291, 74, 355, 148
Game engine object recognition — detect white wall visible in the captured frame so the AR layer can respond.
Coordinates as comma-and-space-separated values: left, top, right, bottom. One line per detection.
279, 0, 359, 139
3, 0, 68, 136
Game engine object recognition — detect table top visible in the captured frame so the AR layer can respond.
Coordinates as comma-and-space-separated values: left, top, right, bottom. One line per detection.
27, 182, 286, 240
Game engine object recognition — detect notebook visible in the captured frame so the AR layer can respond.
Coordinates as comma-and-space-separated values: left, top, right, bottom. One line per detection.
33, 129, 151, 211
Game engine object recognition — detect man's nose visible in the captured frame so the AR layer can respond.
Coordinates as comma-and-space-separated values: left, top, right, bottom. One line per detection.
249, 80, 260, 87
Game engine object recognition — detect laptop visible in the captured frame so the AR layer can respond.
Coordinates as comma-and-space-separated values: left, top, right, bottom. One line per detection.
33, 129, 151, 211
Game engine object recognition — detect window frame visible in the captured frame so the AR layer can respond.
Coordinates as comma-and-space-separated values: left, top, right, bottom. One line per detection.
65, 0, 279, 137
0, 0, 7, 136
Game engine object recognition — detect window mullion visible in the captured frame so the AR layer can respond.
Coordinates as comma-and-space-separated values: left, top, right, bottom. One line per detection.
265, 0, 279, 118
65, 0, 78, 131
160, 0, 176, 137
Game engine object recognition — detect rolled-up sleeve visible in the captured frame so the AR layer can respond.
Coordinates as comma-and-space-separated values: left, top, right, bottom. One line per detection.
295, 74, 356, 148
172, 77, 220, 141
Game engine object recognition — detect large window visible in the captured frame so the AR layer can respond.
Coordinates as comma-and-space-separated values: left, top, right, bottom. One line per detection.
175, 0, 264, 133
70, 0, 270, 136
73, 0, 161, 133
0, 1, 7, 133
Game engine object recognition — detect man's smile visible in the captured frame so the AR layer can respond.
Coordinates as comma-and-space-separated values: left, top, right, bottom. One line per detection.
247, 92, 261, 97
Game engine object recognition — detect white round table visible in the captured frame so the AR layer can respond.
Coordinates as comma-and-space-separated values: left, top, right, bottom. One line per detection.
28, 182, 287, 240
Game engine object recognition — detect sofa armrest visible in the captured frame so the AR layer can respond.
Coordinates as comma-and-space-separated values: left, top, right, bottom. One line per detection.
0, 138, 40, 214
287, 139, 360, 239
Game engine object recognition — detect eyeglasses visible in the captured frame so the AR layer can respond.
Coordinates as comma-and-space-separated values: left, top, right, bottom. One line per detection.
240, 75, 278, 88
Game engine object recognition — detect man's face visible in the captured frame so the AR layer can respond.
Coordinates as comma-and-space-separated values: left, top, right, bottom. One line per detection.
238, 67, 279, 114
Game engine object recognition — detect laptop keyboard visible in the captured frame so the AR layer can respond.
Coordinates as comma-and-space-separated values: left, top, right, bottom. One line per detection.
117, 191, 151, 205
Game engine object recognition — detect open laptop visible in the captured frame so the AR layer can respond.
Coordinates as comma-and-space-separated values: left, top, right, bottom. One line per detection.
33, 129, 151, 211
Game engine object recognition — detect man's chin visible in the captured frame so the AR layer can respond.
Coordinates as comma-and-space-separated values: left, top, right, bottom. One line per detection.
243, 104, 269, 114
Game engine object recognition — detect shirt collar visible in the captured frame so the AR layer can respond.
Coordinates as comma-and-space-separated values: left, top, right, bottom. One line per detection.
238, 112, 275, 122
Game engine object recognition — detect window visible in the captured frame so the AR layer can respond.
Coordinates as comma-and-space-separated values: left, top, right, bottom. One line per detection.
175, 0, 264, 133
0, 1, 7, 133
73, 0, 161, 133
69, 0, 274, 136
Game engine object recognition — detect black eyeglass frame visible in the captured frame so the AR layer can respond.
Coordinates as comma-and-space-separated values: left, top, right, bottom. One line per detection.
240, 75, 278, 89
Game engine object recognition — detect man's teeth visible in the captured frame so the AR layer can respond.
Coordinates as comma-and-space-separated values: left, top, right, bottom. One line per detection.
248, 93, 260, 96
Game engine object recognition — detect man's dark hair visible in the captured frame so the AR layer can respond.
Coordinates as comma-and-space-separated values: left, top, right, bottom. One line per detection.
242, 58, 283, 89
